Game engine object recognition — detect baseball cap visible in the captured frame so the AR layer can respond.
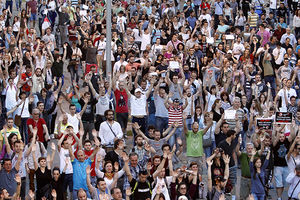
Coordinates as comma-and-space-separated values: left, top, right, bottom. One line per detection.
135, 88, 142, 93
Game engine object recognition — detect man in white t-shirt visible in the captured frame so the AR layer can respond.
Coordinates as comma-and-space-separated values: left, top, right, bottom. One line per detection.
275, 79, 297, 112
125, 79, 154, 140
58, 97, 87, 134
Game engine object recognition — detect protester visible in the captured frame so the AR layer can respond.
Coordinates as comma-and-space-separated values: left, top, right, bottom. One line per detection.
0, 1, 300, 200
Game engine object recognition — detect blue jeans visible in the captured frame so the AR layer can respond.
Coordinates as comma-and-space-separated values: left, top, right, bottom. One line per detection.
132, 116, 147, 144
186, 118, 192, 130
252, 193, 265, 200
155, 116, 168, 133
264, 75, 276, 98
148, 113, 155, 127
204, 141, 216, 158
6, 1, 12, 12
169, 126, 183, 147
229, 166, 237, 185
63, 173, 73, 193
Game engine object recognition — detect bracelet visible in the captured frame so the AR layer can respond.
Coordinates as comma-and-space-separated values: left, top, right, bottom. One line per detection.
17, 182, 21, 185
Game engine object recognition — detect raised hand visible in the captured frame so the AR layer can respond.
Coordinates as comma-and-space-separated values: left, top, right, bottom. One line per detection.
92, 129, 98, 138
206, 159, 213, 166
14, 174, 21, 184
223, 155, 230, 164
86, 165, 91, 174
114, 162, 119, 172
51, 189, 57, 198
51, 142, 56, 151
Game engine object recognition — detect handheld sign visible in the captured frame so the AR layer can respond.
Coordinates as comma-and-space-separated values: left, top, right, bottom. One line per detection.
275, 112, 292, 124
257, 118, 273, 130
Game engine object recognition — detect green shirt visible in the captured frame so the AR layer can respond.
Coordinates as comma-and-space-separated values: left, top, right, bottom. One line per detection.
186, 130, 204, 157
240, 152, 251, 178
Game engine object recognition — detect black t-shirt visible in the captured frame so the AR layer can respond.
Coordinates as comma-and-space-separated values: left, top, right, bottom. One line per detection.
79, 97, 98, 122
35, 167, 52, 192
130, 178, 152, 200
215, 131, 227, 147
273, 138, 290, 167
218, 139, 238, 168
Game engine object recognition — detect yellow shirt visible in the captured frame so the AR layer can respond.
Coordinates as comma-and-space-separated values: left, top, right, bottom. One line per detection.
0, 127, 21, 141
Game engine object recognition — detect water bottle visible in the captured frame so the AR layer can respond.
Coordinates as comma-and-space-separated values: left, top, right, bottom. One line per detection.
199, 182, 204, 199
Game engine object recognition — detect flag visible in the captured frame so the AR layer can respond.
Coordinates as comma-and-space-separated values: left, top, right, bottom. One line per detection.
42, 17, 51, 30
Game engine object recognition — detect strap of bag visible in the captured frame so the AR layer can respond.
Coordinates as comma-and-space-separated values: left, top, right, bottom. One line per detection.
289, 179, 300, 199
19, 100, 26, 116
258, 174, 268, 195
106, 121, 117, 137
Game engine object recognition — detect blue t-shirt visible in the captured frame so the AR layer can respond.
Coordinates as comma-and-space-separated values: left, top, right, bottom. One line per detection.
72, 158, 92, 190
0, 167, 18, 196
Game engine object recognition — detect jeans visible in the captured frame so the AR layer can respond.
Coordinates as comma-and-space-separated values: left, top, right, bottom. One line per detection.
95, 115, 105, 131
69, 65, 79, 82
186, 118, 192, 130
20, 118, 28, 144
229, 166, 237, 185
132, 116, 147, 144
168, 126, 183, 148
155, 116, 168, 133
240, 177, 251, 199
15, 0, 21, 10
59, 25, 68, 46
6, 1, 12, 12
148, 113, 155, 127
252, 193, 265, 200
116, 112, 128, 132
83, 121, 95, 141
63, 173, 73, 193
264, 75, 276, 98
203, 141, 216, 158
20, 177, 26, 200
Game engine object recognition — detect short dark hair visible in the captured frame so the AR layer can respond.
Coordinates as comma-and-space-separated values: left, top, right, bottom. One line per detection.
111, 187, 121, 195
227, 130, 236, 137
104, 109, 114, 117
96, 177, 105, 185
162, 144, 171, 151
135, 134, 143, 141
114, 139, 123, 149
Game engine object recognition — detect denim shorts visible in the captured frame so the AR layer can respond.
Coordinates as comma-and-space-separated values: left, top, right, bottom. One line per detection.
274, 166, 289, 187
30, 13, 36, 21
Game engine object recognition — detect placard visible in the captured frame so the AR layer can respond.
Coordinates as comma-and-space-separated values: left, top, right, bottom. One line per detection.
275, 112, 292, 124
224, 110, 236, 120
257, 118, 273, 130
169, 61, 179, 69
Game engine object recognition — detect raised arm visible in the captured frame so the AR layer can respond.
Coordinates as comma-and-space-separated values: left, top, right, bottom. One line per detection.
47, 143, 56, 170
207, 159, 213, 192
165, 123, 178, 141
132, 122, 149, 142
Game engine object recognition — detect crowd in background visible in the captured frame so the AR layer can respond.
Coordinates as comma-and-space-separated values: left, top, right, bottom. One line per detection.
0, 0, 300, 199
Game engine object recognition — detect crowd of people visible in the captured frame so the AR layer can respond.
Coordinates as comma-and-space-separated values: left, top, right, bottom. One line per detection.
0, 0, 300, 199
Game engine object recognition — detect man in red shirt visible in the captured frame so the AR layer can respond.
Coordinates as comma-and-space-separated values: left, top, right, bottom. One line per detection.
27, 0, 37, 28
68, 20, 78, 42
20, 65, 32, 95
112, 76, 129, 137
27, 108, 50, 148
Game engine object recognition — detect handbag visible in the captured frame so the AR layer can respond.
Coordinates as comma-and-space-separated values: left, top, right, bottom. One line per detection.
203, 127, 213, 148
14, 102, 25, 127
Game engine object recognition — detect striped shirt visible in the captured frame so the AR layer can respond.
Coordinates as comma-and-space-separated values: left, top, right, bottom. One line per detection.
248, 13, 259, 28
168, 105, 183, 126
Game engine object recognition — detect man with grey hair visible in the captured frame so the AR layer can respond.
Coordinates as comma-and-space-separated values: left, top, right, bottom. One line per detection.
57, 5, 70, 46
280, 27, 297, 47
236, 141, 255, 199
